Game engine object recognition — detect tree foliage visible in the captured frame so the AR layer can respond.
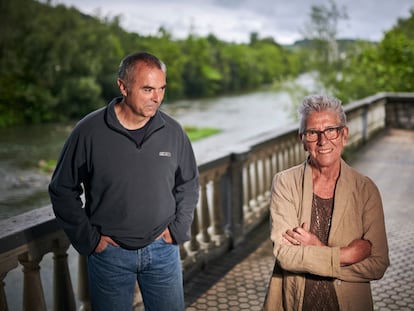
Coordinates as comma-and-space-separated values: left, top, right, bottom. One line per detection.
301, 0, 348, 66
1, 0, 412, 127
328, 10, 414, 102
0, 0, 300, 127
301, 0, 414, 103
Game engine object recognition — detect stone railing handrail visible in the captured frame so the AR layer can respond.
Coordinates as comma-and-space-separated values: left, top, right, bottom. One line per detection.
1, 92, 413, 310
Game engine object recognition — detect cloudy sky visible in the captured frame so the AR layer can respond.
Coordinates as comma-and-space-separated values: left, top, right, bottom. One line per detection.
51, 0, 413, 44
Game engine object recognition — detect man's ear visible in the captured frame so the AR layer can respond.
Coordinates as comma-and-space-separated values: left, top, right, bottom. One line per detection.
117, 79, 128, 97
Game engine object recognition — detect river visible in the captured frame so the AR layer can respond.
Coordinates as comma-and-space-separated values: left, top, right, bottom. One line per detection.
0, 74, 316, 220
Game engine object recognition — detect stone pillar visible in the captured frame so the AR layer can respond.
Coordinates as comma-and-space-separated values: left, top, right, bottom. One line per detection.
187, 207, 201, 253
228, 150, 248, 246
244, 161, 254, 217
77, 255, 91, 311
197, 178, 212, 245
0, 273, 9, 311
0, 256, 19, 311
53, 244, 76, 311
210, 172, 225, 239
19, 253, 47, 311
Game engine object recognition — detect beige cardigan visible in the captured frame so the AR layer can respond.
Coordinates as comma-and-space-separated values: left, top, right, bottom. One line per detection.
264, 159, 389, 311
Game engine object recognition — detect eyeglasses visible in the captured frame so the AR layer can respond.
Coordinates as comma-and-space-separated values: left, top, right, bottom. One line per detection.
302, 126, 344, 142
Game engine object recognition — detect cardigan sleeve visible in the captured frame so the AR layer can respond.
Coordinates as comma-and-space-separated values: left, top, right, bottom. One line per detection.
337, 177, 389, 282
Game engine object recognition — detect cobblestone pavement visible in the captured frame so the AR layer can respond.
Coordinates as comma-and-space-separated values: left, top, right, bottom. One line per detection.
184, 129, 414, 311
184, 222, 272, 311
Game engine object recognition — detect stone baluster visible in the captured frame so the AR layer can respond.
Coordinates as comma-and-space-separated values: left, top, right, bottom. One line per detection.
186, 205, 200, 254
52, 241, 76, 311
1, 272, 8, 311
259, 154, 267, 200
253, 157, 262, 210
293, 141, 299, 165
228, 150, 248, 247
265, 152, 273, 198
259, 152, 269, 205
179, 243, 187, 261
283, 140, 290, 168
286, 139, 292, 167
209, 171, 225, 240
254, 152, 270, 218
290, 141, 296, 166
242, 166, 249, 216
19, 252, 47, 311
275, 146, 282, 173
197, 177, 213, 248
278, 143, 284, 171
182, 204, 202, 277
282, 141, 290, 170
77, 255, 91, 311
271, 146, 279, 176
298, 141, 306, 164
0, 256, 19, 311
247, 162, 255, 207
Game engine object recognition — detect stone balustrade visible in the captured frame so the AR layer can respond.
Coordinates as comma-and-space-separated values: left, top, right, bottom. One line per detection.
1, 92, 413, 310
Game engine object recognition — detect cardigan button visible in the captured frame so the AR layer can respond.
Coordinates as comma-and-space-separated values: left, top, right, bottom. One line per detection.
336, 280, 342, 285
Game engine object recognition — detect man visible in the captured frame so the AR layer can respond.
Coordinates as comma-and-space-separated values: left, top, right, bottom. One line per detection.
49, 52, 199, 311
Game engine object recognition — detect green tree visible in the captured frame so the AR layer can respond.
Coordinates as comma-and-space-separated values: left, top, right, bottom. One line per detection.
302, 0, 348, 67
328, 9, 414, 102
0, 0, 304, 127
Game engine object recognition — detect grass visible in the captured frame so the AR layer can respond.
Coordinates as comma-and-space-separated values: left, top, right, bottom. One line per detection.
184, 126, 221, 142
38, 159, 57, 173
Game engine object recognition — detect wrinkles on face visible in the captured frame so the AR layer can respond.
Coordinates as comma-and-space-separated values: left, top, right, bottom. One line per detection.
116, 64, 166, 129
304, 112, 347, 169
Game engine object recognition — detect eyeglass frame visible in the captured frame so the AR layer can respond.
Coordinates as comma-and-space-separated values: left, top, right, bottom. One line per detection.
301, 125, 345, 142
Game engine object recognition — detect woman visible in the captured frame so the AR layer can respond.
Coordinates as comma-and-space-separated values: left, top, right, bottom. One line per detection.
264, 95, 389, 311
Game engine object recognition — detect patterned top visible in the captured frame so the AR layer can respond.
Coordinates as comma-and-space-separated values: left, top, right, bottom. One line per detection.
302, 194, 340, 311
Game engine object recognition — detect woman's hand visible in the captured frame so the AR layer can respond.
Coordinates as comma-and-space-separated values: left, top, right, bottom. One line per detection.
282, 223, 325, 247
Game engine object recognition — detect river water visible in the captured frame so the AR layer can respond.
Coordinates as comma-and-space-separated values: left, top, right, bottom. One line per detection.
0, 74, 317, 220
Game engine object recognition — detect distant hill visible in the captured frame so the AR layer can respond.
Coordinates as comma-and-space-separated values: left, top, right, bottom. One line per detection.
283, 38, 377, 51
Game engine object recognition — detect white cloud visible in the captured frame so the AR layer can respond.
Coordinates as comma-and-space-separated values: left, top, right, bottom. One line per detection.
52, 0, 414, 44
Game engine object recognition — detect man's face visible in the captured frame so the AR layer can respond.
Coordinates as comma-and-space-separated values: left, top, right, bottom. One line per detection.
118, 63, 166, 120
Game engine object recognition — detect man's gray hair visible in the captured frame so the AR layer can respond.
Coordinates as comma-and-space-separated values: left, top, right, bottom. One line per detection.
118, 51, 166, 83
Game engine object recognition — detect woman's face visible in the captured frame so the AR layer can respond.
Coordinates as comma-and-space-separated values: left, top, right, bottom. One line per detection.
302, 111, 348, 169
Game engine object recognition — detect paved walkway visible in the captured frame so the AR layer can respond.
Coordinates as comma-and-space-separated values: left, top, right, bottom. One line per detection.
183, 128, 414, 311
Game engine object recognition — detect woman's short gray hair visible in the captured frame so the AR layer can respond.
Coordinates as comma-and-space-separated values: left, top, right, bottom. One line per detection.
298, 94, 347, 133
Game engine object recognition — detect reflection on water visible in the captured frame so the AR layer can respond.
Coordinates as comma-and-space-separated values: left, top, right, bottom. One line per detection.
0, 89, 299, 220
0, 123, 74, 219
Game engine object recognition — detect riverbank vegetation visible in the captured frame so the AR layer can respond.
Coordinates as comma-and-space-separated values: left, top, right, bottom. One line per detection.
1, 0, 413, 128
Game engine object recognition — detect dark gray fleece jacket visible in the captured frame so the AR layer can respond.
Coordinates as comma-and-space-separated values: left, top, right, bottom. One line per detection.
49, 97, 199, 255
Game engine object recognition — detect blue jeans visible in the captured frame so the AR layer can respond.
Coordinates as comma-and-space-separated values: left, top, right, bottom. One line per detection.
87, 239, 184, 311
